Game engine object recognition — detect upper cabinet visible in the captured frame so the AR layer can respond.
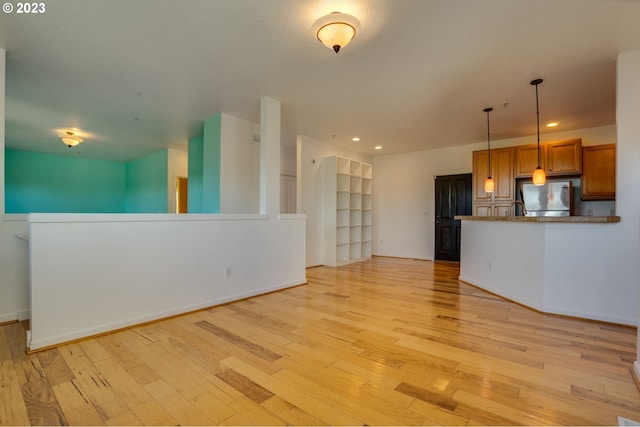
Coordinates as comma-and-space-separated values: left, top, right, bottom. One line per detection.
547, 139, 582, 176
581, 144, 616, 200
515, 144, 546, 178
515, 138, 581, 178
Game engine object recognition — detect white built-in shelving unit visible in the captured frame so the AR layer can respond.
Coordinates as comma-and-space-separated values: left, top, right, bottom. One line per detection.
325, 156, 373, 266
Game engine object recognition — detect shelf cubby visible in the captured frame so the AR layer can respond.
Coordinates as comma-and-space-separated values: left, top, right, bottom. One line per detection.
362, 178, 373, 195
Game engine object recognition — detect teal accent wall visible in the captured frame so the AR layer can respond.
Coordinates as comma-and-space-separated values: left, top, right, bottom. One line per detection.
203, 114, 221, 213
125, 150, 168, 213
188, 135, 204, 213
4, 149, 126, 213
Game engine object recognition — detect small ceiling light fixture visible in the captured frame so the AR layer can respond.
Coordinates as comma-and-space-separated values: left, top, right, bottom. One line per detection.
546, 122, 558, 127
531, 78, 546, 186
483, 107, 495, 193
312, 12, 361, 53
352, 137, 360, 142
60, 131, 84, 148
374, 145, 382, 150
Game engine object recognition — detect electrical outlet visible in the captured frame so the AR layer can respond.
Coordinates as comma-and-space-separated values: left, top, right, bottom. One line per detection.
225, 266, 231, 277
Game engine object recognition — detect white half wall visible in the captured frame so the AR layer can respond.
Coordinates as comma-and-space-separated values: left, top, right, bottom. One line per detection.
297, 135, 372, 267
373, 125, 617, 261
460, 219, 636, 325
27, 213, 306, 350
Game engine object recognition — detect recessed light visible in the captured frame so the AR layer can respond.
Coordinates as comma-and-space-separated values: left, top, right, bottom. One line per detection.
352, 137, 360, 142
374, 145, 382, 150
546, 122, 559, 127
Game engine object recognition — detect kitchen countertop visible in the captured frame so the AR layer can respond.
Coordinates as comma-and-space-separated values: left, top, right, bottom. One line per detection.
455, 215, 620, 223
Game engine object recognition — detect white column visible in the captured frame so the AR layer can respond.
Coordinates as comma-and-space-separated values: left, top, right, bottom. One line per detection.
616, 49, 640, 381
259, 97, 281, 216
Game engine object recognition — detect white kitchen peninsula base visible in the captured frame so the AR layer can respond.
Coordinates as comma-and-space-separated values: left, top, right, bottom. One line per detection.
457, 216, 636, 326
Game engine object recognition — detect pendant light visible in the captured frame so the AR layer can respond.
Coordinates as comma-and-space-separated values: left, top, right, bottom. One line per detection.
531, 78, 546, 186
483, 107, 494, 193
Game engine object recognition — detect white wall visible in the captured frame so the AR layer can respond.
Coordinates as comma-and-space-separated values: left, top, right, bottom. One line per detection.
373, 125, 617, 261
167, 148, 188, 213
297, 135, 371, 267
373, 144, 481, 260
616, 50, 640, 375
0, 50, 28, 323
281, 144, 296, 177
28, 213, 306, 350
220, 113, 261, 214
0, 217, 29, 323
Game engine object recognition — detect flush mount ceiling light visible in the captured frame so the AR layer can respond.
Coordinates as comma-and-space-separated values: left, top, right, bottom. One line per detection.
530, 78, 546, 186
60, 131, 84, 148
312, 12, 361, 53
483, 107, 495, 193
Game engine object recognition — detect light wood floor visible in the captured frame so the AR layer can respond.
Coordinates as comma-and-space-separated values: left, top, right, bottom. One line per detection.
1, 257, 639, 426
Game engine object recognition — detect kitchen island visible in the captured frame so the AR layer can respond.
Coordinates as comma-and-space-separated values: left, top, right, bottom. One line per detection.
456, 215, 636, 326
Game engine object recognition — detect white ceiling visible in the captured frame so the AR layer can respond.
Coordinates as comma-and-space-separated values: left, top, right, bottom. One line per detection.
1, 0, 640, 162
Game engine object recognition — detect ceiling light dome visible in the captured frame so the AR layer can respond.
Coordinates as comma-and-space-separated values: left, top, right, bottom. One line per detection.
312, 12, 361, 53
60, 131, 84, 147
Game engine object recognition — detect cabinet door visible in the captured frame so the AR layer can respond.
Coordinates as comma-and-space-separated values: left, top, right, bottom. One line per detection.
494, 204, 512, 217
547, 139, 582, 176
472, 150, 491, 202
492, 147, 515, 201
473, 204, 492, 216
581, 144, 616, 200
515, 144, 546, 178
472, 203, 512, 216
473, 147, 514, 203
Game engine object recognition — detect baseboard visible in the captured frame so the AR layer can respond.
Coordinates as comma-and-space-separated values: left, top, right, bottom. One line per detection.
28, 279, 306, 352
459, 276, 635, 327
0, 309, 30, 324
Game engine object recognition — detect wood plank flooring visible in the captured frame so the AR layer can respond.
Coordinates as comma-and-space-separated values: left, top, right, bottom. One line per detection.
1, 257, 639, 425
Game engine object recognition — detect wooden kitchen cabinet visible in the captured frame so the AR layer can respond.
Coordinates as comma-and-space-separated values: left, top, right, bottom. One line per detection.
472, 147, 515, 214
547, 138, 582, 176
515, 143, 546, 178
472, 150, 492, 203
515, 139, 581, 178
473, 203, 512, 217
473, 147, 514, 201
581, 144, 616, 200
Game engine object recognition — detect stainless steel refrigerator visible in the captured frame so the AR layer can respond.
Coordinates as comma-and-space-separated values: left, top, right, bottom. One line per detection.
522, 182, 572, 216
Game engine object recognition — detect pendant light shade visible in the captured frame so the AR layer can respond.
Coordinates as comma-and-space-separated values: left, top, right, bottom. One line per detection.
532, 167, 546, 186
484, 177, 495, 193
483, 107, 494, 193
531, 78, 546, 186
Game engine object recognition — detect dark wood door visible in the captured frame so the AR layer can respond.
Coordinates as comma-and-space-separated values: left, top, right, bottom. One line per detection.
434, 174, 472, 261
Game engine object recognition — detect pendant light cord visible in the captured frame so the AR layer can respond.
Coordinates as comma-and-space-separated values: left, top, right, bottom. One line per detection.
532, 79, 543, 168
484, 107, 493, 178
